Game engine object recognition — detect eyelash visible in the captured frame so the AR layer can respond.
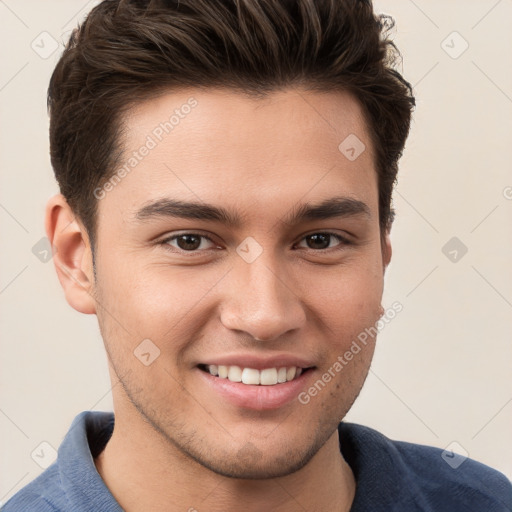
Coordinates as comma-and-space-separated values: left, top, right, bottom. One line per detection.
158, 231, 351, 255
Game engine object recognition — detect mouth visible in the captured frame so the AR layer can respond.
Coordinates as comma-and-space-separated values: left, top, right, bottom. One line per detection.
197, 363, 314, 386
196, 362, 316, 410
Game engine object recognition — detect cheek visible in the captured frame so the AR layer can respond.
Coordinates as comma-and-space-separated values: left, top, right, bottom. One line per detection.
300, 258, 384, 363
306, 257, 383, 318
301, 265, 382, 412
97, 260, 225, 347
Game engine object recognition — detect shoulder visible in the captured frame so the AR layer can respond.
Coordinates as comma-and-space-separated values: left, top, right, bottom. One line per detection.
339, 422, 512, 511
1, 464, 64, 511
2, 411, 116, 512
393, 437, 512, 508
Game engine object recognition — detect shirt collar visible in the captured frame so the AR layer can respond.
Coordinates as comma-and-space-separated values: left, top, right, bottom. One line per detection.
58, 410, 122, 512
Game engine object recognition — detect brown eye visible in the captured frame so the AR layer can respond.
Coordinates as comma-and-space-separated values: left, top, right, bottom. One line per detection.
161, 233, 216, 252
297, 233, 348, 251
175, 234, 202, 251
306, 233, 331, 250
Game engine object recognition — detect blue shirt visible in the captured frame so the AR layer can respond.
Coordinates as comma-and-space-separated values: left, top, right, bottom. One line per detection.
2, 411, 512, 511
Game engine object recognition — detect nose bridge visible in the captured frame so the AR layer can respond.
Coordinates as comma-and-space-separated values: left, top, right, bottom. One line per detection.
220, 247, 305, 341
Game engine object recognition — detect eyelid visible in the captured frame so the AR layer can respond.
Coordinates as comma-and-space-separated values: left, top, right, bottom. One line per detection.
295, 231, 351, 248
159, 231, 219, 252
158, 230, 352, 254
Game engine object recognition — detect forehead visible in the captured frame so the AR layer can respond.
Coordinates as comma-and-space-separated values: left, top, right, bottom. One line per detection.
123, 87, 372, 158
99, 87, 377, 228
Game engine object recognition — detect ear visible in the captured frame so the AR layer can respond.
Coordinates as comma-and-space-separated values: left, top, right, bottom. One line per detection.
45, 194, 97, 315
381, 230, 392, 273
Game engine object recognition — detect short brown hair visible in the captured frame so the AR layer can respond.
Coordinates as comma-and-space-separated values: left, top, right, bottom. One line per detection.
48, 0, 415, 256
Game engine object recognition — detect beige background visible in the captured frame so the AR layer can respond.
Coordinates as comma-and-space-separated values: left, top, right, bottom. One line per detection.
1, 0, 511, 504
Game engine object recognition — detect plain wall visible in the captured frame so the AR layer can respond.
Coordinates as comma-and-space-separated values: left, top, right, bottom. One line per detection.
1, 0, 511, 504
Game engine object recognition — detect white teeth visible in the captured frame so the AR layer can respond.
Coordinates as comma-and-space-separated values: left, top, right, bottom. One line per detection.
260, 368, 278, 385
204, 364, 305, 385
227, 365, 242, 382
241, 368, 260, 385
277, 367, 287, 383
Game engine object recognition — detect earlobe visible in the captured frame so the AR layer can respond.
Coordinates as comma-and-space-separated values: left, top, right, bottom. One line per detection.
45, 194, 97, 315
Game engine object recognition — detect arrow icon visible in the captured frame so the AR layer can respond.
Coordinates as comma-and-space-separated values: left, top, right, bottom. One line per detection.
31, 441, 57, 468
442, 441, 468, 469
32, 236, 55, 262
134, 339, 161, 366
338, 134, 365, 161
442, 236, 468, 263
236, 237, 263, 263
441, 31, 469, 60
31, 31, 60, 60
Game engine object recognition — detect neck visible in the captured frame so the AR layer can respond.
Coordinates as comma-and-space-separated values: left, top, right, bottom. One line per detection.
94, 408, 355, 512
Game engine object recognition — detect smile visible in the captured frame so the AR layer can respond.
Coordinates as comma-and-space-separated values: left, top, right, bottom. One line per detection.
198, 364, 309, 385
196, 363, 315, 410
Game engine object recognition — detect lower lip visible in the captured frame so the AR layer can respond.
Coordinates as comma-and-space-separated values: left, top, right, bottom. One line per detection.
196, 367, 314, 411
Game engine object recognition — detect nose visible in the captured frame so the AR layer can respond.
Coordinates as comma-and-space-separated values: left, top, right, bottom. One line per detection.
219, 257, 306, 342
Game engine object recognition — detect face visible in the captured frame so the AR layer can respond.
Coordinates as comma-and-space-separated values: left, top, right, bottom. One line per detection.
85, 87, 389, 478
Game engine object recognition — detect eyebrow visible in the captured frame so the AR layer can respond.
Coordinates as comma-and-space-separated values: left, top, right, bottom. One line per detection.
134, 196, 371, 228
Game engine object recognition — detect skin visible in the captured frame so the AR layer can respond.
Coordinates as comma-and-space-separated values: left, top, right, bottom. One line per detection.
46, 87, 391, 512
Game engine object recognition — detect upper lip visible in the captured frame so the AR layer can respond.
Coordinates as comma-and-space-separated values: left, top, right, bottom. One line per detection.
198, 354, 316, 371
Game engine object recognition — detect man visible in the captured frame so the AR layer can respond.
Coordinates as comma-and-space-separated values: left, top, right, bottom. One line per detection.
3, 0, 511, 511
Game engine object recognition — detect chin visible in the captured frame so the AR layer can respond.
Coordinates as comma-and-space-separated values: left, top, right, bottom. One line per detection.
190, 448, 315, 480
